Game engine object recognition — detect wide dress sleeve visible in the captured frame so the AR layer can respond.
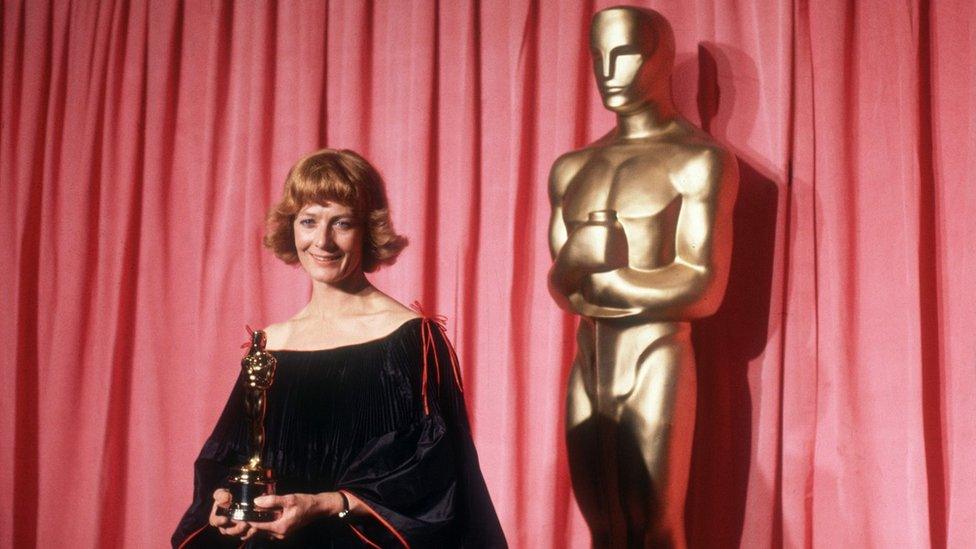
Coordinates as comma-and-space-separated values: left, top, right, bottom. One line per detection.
335, 319, 506, 548
171, 376, 248, 548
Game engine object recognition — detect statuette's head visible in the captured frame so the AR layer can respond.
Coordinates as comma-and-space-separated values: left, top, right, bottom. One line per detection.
590, 6, 675, 113
242, 331, 276, 389
265, 149, 408, 285
243, 352, 276, 389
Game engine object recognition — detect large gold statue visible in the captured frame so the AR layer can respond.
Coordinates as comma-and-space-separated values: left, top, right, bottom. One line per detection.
547, 7, 738, 548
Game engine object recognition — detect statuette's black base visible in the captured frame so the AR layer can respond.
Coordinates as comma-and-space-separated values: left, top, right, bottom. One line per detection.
215, 466, 278, 522
216, 504, 279, 522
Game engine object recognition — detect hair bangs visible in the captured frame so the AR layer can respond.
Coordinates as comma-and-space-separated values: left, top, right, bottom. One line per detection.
289, 162, 365, 214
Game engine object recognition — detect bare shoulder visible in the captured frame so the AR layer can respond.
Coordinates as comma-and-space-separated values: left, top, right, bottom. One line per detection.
368, 291, 422, 330
262, 320, 292, 350
668, 133, 737, 199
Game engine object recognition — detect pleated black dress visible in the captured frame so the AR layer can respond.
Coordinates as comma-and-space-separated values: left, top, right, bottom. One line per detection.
172, 318, 506, 548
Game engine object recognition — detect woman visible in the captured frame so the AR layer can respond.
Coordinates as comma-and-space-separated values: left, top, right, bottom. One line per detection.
172, 149, 506, 548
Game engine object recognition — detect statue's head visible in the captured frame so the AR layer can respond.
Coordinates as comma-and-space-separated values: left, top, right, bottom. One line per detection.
590, 6, 675, 113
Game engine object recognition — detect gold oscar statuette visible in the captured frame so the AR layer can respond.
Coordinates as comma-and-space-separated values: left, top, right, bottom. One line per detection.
216, 330, 280, 522
547, 6, 738, 547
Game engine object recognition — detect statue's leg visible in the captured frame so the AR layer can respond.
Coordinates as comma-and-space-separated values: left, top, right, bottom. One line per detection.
567, 320, 626, 547
615, 325, 696, 549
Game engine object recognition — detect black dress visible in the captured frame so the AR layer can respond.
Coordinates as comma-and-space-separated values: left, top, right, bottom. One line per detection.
172, 318, 506, 548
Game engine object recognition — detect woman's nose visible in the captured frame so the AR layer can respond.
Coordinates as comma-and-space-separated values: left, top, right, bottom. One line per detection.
313, 225, 334, 250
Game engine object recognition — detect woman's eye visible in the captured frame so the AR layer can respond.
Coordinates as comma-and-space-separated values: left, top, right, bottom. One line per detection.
333, 220, 353, 230
298, 218, 316, 227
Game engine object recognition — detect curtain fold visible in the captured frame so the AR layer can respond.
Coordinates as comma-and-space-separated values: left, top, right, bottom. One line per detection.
2, 0, 973, 547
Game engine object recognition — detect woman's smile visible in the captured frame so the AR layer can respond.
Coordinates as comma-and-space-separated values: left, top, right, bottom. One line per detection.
294, 201, 364, 286
309, 251, 341, 263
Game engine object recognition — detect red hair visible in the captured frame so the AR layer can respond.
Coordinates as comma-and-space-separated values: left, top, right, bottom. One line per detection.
264, 148, 407, 272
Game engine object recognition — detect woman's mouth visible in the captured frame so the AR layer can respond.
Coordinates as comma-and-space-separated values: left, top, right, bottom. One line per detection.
309, 252, 341, 264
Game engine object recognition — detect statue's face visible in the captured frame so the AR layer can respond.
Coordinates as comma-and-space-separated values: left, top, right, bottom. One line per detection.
590, 10, 656, 113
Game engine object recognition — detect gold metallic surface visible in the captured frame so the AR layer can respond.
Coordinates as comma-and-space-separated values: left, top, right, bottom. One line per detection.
547, 7, 737, 548
217, 330, 280, 522
241, 330, 277, 471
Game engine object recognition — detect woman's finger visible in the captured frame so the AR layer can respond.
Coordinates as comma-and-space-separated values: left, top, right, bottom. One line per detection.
219, 520, 249, 537
209, 506, 232, 527
253, 494, 289, 509
209, 489, 234, 527
209, 513, 231, 528
247, 517, 286, 534
240, 524, 258, 541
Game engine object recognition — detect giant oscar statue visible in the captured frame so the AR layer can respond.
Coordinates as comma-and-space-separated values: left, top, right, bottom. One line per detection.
547, 7, 738, 548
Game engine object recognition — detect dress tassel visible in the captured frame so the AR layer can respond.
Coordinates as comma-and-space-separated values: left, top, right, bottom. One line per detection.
409, 301, 464, 416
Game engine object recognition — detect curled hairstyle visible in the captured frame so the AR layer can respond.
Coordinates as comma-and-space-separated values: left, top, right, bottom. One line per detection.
264, 148, 408, 272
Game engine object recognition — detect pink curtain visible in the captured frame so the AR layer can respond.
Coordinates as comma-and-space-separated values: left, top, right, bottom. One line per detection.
3, 0, 974, 547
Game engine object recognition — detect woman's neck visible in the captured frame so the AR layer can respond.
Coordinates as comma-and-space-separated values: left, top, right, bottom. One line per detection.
304, 273, 374, 318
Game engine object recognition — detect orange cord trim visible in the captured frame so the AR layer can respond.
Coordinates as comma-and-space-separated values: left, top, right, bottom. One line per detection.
348, 524, 383, 548
176, 524, 209, 549
430, 322, 442, 386
420, 320, 431, 414
425, 313, 463, 393
339, 489, 410, 548
409, 302, 464, 416
439, 322, 464, 392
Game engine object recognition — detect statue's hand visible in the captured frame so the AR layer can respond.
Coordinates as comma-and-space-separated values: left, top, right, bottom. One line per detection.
559, 222, 628, 273
567, 292, 589, 315
569, 284, 639, 319
581, 270, 628, 309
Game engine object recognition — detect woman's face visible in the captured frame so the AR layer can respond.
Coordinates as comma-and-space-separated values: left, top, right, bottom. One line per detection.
293, 201, 364, 285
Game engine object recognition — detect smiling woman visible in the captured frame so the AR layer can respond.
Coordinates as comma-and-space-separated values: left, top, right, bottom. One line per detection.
171, 149, 506, 548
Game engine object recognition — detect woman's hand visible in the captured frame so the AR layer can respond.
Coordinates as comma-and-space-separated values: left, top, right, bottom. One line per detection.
209, 489, 259, 541
247, 492, 343, 540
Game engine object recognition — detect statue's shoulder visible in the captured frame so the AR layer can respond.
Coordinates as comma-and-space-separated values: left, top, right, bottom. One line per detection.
673, 122, 735, 162
551, 130, 616, 175
551, 146, 595, 173
549, 146, 595, 199
666, 128, 737, 198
